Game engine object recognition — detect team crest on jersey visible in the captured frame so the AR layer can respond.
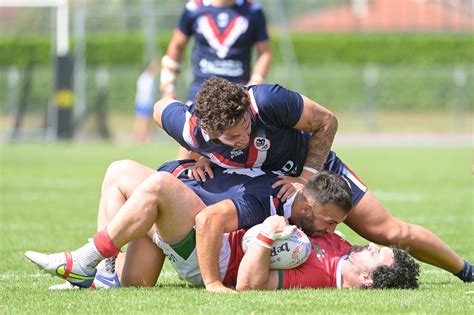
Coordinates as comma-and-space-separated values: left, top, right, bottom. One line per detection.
230, 148, 244, 159
254, 137, 271, 151
312, 243, 326, 259
197, 14, 249, 58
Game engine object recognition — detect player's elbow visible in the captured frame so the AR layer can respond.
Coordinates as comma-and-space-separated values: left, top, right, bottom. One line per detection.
235, 280, 251, 291
152, 98, 173, 127
235, 276, 261, 292
325, 111, 338, 135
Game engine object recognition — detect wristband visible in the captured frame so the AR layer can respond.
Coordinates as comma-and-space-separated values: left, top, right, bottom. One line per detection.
160, 68, 177, 86
161, 55, 181, 71
303, 166, 319, 175
255, 231, 274, 249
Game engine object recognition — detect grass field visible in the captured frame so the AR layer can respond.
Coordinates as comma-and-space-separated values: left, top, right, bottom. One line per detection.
0, 142, 473, 314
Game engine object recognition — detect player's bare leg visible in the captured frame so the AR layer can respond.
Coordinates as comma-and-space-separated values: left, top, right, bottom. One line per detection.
345, 190, 466, 276
106, 171, 205, 246
120, 234, 165, 287
26, 170, 206, 287
97, 160, 156, 231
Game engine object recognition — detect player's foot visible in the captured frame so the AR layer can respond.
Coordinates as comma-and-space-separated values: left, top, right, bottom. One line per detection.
25, 251, 96, 288
455, 260, 473, 283
92, 256, 120, 289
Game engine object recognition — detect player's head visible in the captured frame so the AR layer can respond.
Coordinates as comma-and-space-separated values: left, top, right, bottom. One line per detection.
292, 171, 353, 237
195, 77, 251, 149
347, 243, 419, 289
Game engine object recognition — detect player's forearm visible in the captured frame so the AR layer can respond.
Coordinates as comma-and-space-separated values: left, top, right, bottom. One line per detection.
304, 124, 336, 172
249, 53, 271, 85
194, 201, 238, 289
299, 97, 338, 179
161, 30, 188, 96
195, 216, 224, 288
248, 43, 271, 85
236, 242, 271, 290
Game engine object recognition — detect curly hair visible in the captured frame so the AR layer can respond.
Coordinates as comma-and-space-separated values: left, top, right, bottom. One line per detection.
368, 248, 420, 289
302, 171, 353, 214
195, 76, 250, 137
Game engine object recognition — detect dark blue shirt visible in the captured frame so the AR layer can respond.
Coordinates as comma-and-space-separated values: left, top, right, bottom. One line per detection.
162, 84, 310, 176
178, 0, 269, 100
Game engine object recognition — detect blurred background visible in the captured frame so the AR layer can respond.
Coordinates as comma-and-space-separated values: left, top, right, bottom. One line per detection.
0, 0, 472, 144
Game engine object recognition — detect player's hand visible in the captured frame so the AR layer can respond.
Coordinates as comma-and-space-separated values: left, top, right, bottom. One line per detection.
187, 157, 214, 182
205, 281, 236, 293
271, 175, 306, 202
261, 216, 295, 239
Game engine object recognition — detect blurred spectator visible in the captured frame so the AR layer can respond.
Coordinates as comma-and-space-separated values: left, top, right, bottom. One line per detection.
160, 0, 272, 158
133, 58, 158, 143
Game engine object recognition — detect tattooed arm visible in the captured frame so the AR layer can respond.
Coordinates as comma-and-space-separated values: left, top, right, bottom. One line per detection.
272, 95, 337, 200
294, 95, 338, 178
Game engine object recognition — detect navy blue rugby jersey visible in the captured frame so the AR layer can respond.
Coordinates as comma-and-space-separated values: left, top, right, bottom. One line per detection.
157, 160, 291, 229
161, 84, 311, 176
178, 0, 268, 85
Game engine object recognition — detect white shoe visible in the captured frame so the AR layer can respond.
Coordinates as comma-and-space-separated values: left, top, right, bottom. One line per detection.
25, 251, 96, 288
49, 281, 79, 290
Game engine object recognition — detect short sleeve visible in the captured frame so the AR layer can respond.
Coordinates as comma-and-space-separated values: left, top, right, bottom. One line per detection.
231, 194, 270, 229
252, 8, 269, 43
161, 102, 192, 150
177, 5, 194, 37
251, 84, 305, 127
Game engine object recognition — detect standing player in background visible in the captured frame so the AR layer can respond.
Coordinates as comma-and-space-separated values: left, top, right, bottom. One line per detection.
133, 59, 158, 143
160, 0, 272, 158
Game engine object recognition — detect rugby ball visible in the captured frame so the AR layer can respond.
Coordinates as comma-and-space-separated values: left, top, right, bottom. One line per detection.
241, 224, 311, 269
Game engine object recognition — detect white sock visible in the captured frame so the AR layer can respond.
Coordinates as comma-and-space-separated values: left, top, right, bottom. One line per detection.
73, 241, 104, 270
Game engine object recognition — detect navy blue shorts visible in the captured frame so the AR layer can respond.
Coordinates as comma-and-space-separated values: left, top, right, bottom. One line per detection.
324, 151, 368, 207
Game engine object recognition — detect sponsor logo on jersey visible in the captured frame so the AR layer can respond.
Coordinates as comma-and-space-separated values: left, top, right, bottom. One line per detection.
281, 160, 298, 175
312, 243, 326, 259
230, 148, 244, 159
254, 137, 270, 151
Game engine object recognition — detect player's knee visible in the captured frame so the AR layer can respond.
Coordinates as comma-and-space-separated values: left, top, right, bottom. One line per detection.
105, 159, 136, 181
139, 172, 172, 196
194, 210, 210, 230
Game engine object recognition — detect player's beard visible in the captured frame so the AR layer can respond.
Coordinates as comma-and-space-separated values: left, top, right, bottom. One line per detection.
298, 210, 324, 237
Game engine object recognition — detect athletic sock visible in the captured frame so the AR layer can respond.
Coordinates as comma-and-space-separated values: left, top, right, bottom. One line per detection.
93, 229, 121, 258
73, 241, 104, 271
454, 260, 473, 282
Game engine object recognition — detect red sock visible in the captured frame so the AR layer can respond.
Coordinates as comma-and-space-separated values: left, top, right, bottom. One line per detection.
93, 229, 120, 258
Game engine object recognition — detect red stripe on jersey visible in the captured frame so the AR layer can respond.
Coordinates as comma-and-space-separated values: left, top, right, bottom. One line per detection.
245, 90, 258, 118
341, 162, 366, 187
171, 162, 197, 177
272, 197, 280, 210
63, 252, 73, 279
245, 140, 258, 167
211, 152, 246, 168
188, 115, 198, 147
205, 14, 241, 45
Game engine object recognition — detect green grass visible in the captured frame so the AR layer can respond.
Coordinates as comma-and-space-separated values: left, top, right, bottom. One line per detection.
1, 142, 473, 314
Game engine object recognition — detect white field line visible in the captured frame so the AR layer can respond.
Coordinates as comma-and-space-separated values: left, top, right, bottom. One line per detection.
3, 176, 92, 189
1, 222, 96, 230
0, 273, 49, 280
